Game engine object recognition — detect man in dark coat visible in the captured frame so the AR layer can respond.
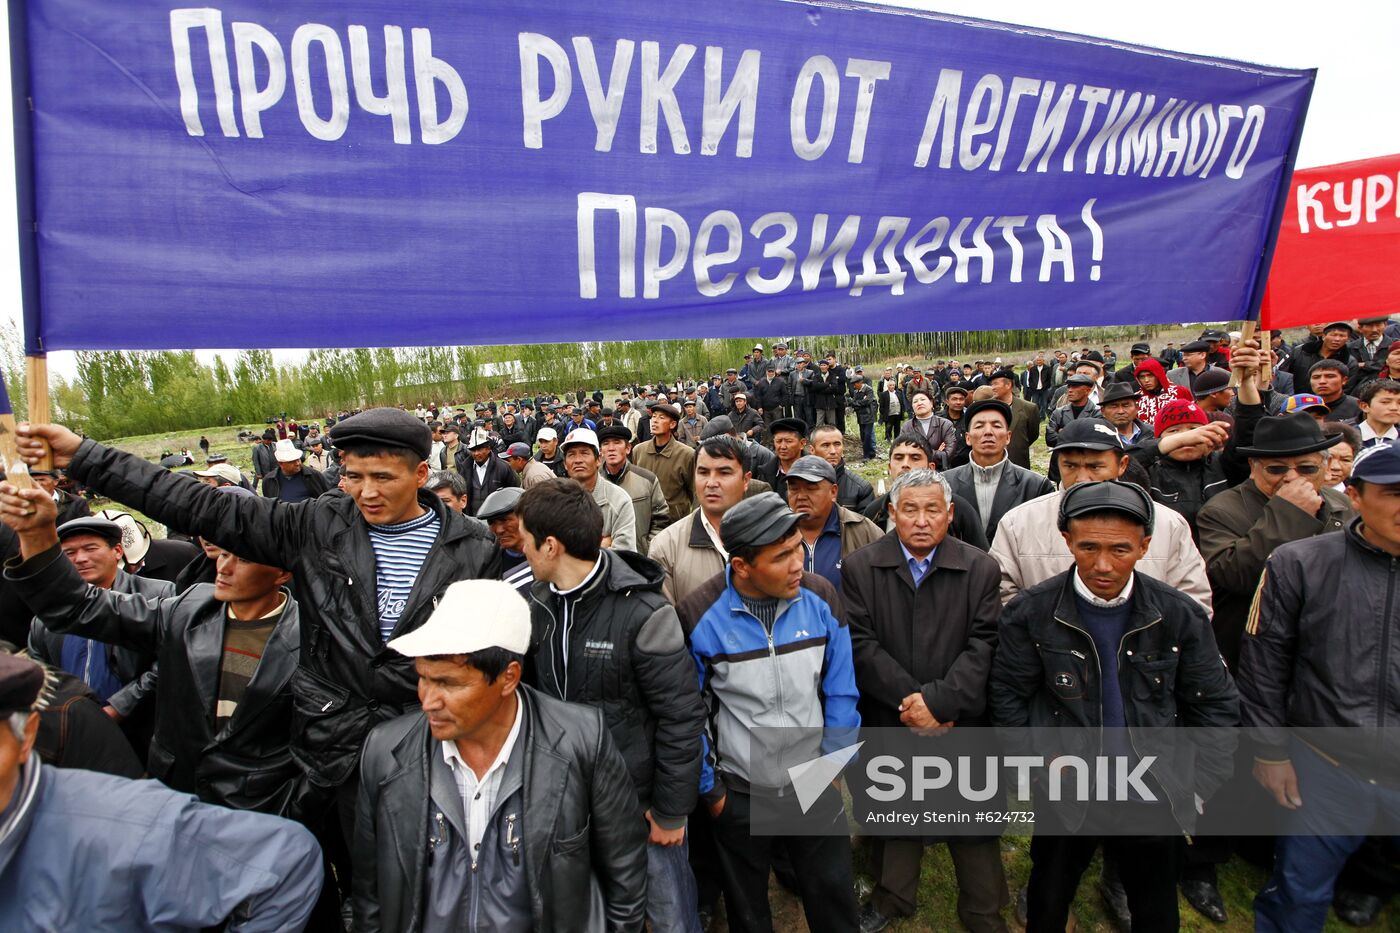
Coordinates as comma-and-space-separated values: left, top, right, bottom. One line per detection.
3, 483, 308, 818
987, 367, 1041, 469
456, 427, 521, 515
14, 409, 501, 844
250, 430, 278, 492
844, 468, 1009, 933
943, 400, 1055, 543
260, 440, 333, 503
990, 481, 1239, 933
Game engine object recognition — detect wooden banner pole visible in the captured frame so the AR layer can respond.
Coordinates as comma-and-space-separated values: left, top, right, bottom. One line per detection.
24, 354, 52, 472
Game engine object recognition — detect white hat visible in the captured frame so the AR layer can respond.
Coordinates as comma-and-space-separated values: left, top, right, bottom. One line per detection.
753, 343, 764, 351
193, 463, 244, 486
387, 580, 532, 656
95, 509, 151, 565
273, 439, 302, 463
562, 428, 599, 452
536, 426, 558, 442
466, 428, 493, 449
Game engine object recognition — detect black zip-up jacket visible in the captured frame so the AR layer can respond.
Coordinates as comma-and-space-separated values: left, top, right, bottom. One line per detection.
990, 570, 1240, 832
525, 549, 705, 829
1239, 517, 1400, 787
63, 438, 501, 789
9, 544, 308, 817
753, 375, 790, 412
260, 463, 333, 501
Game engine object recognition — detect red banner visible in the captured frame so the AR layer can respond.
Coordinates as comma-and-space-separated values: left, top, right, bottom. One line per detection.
1261, 153, 1400, 328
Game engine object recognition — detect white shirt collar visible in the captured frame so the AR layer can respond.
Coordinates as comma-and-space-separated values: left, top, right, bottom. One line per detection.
441, 692, 524, 782
1072, 569, 1134, 608
699, 510, 729, 561
1359, 421, 1399, 443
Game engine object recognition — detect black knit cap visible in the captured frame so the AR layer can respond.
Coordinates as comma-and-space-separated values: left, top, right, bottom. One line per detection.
328, 407, 432, 461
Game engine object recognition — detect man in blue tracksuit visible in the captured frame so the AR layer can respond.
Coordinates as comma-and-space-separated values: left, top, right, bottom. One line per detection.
678, 492, 860, 933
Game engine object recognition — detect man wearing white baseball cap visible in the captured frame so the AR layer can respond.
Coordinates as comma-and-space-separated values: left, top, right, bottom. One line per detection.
563, 428, 638, 552
353, 579, 647, 932
261, 438, 331, 504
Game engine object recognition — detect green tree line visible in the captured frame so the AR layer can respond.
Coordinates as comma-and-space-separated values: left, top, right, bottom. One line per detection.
28, 325, 1152, 440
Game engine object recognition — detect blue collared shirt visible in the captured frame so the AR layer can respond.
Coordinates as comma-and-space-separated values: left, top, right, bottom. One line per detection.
899, 540, 937, 587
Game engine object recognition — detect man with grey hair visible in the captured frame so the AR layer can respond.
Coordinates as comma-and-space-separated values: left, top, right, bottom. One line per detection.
424, 470, 470, 513
843, 469, 1009, 933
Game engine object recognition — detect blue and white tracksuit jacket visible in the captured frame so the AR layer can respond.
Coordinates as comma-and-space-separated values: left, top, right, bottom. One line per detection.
689, 570, 860, 801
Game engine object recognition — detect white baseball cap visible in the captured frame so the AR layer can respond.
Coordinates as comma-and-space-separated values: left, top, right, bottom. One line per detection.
536, 427, 558, 442
273, 439, 302, 463
387, 579, 532, 656
562, 428, 599, 452
193, 463, 244, 486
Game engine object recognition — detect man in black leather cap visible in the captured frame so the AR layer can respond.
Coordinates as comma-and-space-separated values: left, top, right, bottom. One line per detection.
12, 408, 501, 846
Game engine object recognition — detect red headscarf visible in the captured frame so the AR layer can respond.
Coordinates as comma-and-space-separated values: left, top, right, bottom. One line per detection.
1133, 357, 1192, 425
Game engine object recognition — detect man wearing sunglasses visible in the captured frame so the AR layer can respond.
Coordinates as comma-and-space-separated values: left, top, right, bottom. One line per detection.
1197, 412, 1354, 674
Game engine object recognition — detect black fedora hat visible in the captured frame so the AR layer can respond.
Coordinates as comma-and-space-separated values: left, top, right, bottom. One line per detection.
1236, 412, 1344, 458
1099, 382, 1142, 405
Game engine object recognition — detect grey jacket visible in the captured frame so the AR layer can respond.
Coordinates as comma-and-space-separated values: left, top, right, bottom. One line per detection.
604, 462, 672, 551
0, 760, 322, 932
943, 458, 1056, 543
1044, 399, 1102, 447
353, 688, 648, 933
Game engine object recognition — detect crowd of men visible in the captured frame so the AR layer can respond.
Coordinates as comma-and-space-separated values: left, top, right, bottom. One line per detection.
0, 321, 1397, 933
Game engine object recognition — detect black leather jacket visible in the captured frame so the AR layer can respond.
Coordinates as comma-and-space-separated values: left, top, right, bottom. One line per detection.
990, 570, 1240, 832
64, 438, 501, 789
10, 546, 307, 816
353, 688, 648, 932
1239, 518, 1400, 787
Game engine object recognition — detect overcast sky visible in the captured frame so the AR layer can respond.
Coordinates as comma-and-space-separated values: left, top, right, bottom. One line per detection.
2, 0, 1395, 379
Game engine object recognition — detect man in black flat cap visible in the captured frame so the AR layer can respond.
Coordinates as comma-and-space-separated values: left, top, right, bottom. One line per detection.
598, 424, 672, 550
1110, 343, 1154, 387
943, 400, 1055, 544
1283, 321, 1360, 385
1045, 374, 1102, 448
987, 366, 1041, 469
991, 481, 1239, 933
14, 409, 501, 849
1168, 341, 1230, 394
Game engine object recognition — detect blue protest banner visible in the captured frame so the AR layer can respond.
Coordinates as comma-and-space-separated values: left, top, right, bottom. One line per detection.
9, 0, 1313, 352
